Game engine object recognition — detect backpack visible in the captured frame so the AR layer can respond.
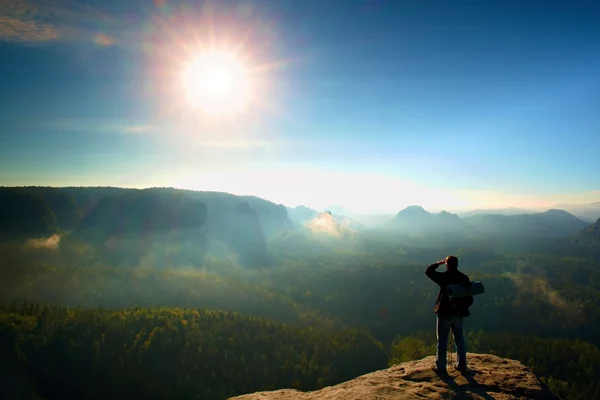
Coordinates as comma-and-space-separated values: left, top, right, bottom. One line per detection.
447, 282, 474, 317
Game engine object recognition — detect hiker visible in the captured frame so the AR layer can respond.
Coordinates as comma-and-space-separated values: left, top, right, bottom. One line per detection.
426, 255, 471, 373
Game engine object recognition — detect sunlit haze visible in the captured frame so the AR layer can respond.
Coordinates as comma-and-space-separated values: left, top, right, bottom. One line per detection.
1, 0, 599, 213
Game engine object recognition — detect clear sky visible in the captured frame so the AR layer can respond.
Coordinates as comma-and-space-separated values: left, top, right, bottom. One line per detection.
1, 0, 599, 214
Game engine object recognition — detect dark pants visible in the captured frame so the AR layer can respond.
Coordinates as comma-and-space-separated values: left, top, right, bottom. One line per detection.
436, 313, 467, 369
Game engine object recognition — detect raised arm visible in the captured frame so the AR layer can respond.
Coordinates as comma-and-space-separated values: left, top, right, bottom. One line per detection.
425, 260, 446, 286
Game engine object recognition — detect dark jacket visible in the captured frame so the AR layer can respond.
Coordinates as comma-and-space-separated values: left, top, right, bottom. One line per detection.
425, 263, 472, 317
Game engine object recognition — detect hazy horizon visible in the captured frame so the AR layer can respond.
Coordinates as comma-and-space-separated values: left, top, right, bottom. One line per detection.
2, 183, 600, 217
2, 0, 599, 215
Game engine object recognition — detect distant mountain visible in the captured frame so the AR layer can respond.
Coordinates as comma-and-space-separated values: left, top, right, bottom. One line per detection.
551, 201, 600, 223
463, 209, 588, 238
573, 218, 600, 248
390, 205, 432, 231
396, 205, 432, 219
0, 186, 293, 268
437, 210, 461, 222
74, 188, 283, 268
387, 206, 462, 236
305, 211, 356, 239
287, 206, 365, 231
458, 207, 537, 218
2, 186, 294, 239
183, 190, 292, 237
383, 205, 587, 239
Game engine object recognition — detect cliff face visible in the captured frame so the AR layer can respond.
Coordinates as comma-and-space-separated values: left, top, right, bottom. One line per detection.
229, 353, 557, 400
71, 189, 275, 268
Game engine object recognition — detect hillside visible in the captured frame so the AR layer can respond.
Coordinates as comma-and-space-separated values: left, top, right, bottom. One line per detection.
573, 218, 600, 248
230, 353, 557, 400
0, 189, 58, 237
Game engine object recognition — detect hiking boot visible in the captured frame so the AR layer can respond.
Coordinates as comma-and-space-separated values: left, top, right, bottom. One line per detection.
454, 364, 468, 374
431, 365, 448, 374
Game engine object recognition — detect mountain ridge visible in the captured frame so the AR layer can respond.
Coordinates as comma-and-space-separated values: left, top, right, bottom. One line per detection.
384, 205, 588, 239
550, 201, 600, 222
458, 207, 538, 217
0, 186, 595, 250
0, 186, 292, 268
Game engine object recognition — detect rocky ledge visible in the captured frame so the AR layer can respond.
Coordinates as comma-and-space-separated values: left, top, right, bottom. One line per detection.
229, 353, 557, 400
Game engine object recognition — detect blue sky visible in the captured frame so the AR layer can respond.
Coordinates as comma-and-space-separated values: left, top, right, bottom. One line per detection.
1, 0, 599, 213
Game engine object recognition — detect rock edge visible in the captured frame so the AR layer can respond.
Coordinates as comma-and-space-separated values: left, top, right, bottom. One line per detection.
229, 353, 557, 400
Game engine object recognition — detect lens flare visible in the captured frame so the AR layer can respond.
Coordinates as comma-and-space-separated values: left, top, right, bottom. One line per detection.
182, 50, 252, 115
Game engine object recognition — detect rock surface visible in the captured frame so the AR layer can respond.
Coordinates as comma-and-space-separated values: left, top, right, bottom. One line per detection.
229, 353, 557, 400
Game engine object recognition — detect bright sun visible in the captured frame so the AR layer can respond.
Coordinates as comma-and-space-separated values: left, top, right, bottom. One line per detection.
182, 50, 252, 115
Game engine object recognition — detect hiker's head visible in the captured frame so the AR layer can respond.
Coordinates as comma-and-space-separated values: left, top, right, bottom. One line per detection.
445, 256, 459, 271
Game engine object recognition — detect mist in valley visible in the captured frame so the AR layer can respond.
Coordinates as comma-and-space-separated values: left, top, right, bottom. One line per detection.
1, 186, 600, 399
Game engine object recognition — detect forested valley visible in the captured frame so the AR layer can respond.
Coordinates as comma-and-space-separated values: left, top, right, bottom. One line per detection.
1, 186, 600, 400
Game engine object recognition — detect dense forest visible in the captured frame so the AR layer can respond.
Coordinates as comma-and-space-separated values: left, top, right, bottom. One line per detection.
0, 304, 386, 400
1, 186, 600, 399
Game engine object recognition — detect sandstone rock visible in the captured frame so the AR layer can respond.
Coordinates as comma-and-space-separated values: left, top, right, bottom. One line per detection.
229, 353, 557, 400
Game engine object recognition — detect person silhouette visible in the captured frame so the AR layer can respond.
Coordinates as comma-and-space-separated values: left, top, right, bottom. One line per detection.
425, 255, 471, 373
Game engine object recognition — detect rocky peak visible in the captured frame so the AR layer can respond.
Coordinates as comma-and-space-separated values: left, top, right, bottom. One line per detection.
229, 353, 556, 400
397, 205, 431, 217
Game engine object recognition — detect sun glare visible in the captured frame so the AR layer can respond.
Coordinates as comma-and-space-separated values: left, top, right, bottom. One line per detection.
182, 50, 252, 115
